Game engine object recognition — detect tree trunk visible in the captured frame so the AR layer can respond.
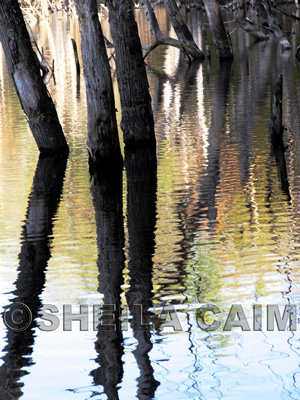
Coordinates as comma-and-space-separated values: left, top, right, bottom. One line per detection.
75, 0, 122, 163
203, 0, 233, 60
255, 0, 291, 50
163, 0, 205, 60
235, 0, 270, 40
0, 0, 69, 155
107, 0, 156, 148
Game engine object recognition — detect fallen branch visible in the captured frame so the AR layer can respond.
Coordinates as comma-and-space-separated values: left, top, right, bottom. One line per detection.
142, 40, 160, 59
163, 0, 205, 59
274, 7, 300, 22
203, 0, 233, 60
142, 0, 204, 60
24, 18, 55, 78
103, 35, 115, 49
255, 0, 291, 50
235, 17, 270, 40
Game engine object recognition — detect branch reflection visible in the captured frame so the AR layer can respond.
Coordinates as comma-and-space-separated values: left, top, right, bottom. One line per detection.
0, 155, 68, 400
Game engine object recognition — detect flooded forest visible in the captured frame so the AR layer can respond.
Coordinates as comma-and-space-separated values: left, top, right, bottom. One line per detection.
1, 0, 300, 399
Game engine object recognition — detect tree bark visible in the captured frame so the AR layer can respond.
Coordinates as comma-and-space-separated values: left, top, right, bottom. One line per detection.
107, 0, 156, 148
0, 0, 69, 155
163, 0, 205, 60
75, 0, 122, 163
203, 0, 233, 60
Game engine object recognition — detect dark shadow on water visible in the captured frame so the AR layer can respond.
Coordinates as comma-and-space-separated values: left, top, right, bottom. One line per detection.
270, 134, 291, 200
0, 155, 68, 400
125, 147, 160, 399
89, 163, 125, 400
269, 71, 291, 201
89, 147, 160, 399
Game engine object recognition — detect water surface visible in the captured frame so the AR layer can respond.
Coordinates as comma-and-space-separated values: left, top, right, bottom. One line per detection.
1, 6, 300, 400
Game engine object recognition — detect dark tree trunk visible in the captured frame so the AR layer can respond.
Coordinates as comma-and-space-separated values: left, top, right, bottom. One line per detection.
107, 0, 156, 148
0, 0, 69, 155
163, 0, 205, 60
254, 0, 291, 49
75, 0, 122, 164
235, 0, 270, 40
203, 0, 233, 60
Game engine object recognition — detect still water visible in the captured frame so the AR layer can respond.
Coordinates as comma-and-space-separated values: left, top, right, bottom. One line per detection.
1, 5, 300, 400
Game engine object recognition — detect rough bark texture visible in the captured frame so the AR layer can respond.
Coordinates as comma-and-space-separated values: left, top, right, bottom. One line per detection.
0, 0, 69, 155
107, 0, 156, 148
75, 0, 122, 163
203, 0, 233, 60
163, 0, 205, 60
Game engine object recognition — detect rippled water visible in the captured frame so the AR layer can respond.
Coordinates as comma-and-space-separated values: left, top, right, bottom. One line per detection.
1, 5, 300, 400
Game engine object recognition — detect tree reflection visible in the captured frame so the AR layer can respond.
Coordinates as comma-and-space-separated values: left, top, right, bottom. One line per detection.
196, 60, 232, 227
0, 155, 67, 400
89, 148, 159, 399
89, 163, 125, 400
125, 147, 160, 399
